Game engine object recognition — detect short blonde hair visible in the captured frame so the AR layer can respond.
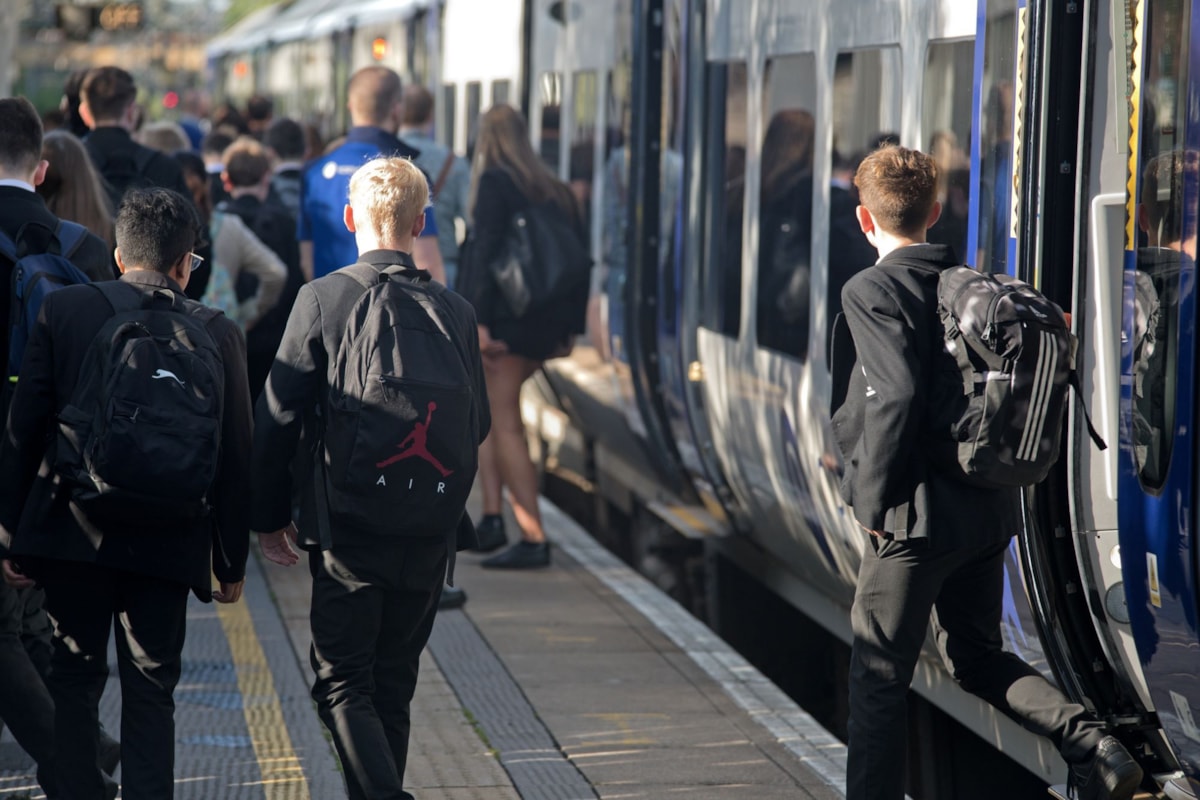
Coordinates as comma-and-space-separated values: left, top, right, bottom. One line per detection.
348, 156, 429, 243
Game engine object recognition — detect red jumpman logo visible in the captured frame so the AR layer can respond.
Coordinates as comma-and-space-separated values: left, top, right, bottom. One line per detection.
376, 401, 454, 477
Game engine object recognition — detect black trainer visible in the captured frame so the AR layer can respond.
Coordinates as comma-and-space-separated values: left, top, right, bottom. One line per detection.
1068, 735, 1143, 800
480, 540, 550, 569
470, 514, 507, 553
439, 584, 467, 610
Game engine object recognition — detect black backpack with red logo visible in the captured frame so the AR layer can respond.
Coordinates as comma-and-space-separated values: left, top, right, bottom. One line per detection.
317, 262, 478, 539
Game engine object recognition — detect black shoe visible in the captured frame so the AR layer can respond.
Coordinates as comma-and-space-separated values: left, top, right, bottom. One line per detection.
1068, 736, 1143, 800
480, 540, 550, 569
471, 514, 507, 553
439, 584, 467, 610
98, 730, 120, 776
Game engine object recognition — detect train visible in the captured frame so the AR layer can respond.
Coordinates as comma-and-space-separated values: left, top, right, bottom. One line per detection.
208, 1, 1200, 798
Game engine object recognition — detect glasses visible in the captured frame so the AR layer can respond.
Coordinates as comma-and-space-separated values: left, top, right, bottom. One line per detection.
188, 252, 204, 272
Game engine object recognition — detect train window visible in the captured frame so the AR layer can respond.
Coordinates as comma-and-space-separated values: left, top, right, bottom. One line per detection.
975, 7, 1018, 274
756, 54, 817, 359
571, 71, 600, 243
923, 41, 975, 260
440, 84, 457, 151
465, 81, 483, 153
492, 80, 512, 107
701, 60, 748, 337
825, 49, 897, 348
539, 72, 564, 174
1131, 4, 1194, 492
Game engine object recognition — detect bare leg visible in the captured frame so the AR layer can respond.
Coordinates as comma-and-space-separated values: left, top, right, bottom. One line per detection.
477, 431, 504, 516
485, 353, 545, 543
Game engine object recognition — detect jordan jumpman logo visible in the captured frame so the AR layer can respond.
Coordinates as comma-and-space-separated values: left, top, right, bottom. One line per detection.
376, 401, 454, 477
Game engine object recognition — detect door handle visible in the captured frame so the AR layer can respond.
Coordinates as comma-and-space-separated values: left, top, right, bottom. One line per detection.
1088, 192, 1125, 499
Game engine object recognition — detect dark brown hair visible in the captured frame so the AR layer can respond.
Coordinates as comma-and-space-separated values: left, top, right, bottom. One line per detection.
81, 66, 137, 123
222, 136, 271, 188
853, 145, 939, 238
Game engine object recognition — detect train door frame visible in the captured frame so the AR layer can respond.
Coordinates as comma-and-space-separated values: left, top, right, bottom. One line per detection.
1019, 0, 1182, 781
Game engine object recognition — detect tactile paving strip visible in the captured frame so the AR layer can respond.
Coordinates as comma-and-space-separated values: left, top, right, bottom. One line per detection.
0, 551, 342, 799
428, 611, 598, 800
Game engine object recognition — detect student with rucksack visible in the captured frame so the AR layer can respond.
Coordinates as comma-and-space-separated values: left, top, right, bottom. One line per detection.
0, 188, 253, 800
79, 66, 191, 210
829, 145, 1140, 800
0, 96, 121, 799
252, 156, 488, 800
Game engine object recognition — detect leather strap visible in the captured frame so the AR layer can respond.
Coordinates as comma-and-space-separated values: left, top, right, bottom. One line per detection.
431, 152, 456, 198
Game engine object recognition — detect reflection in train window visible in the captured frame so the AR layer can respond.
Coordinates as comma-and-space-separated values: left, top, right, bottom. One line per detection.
1132, 0, 1195, 492
756, 54, 816, 359
492, 79, 511, 107
659, 0, 684, 332
539, 72, 564, 173
571, 71, 599, 244
975, 8, 1017, 274
440, 83, 456, 150
923, 40, 975, 260
465, 81, 482, 154
825, 50, 896, 348
701, 61, 747, 337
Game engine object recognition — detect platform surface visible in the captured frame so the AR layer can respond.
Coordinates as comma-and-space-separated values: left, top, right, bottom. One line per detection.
0, 497, 847, 799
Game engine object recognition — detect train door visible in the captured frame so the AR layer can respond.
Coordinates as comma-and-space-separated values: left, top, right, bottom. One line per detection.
1115, 0, 1200, 789
1023, 0, 1197, 788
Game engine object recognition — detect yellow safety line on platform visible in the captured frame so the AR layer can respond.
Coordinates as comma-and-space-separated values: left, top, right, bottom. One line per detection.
217, 596, 311, 799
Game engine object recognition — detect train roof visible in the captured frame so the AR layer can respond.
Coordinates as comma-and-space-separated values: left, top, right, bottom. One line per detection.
207, 0, 432, 58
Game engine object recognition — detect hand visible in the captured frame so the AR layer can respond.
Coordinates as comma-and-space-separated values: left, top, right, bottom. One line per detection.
858, 522, 885, 538
2, 559, 33, 589
212, 579, 244, 604
477, 325, 508, 357
259, 522, 300, 566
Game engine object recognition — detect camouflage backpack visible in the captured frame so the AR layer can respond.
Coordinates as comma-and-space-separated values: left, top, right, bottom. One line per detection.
935, 266, 1105, 488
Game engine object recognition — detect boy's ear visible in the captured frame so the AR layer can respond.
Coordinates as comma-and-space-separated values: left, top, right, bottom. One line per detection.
1137, 204, 1150, 234
926, 200, 943, 230
856, 205, 874, 237
343, 204, 357, 234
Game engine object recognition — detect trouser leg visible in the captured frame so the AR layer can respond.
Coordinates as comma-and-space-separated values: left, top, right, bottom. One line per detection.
374, 543, 445, 789
932, 541, 1106, 763
0, 580, 57, 796
41, 564, 115, 800
847, 538, 951, 800
309, 549, 408, 800
113, 574, 188, 800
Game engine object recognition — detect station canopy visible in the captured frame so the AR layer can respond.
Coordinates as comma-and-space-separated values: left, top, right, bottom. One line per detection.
207, 0, 433, 58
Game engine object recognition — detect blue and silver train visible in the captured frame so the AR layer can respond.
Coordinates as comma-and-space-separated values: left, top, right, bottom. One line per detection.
210, 1, 1200, 796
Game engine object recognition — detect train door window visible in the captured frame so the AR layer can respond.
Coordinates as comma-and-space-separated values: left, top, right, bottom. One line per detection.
975, 6, 1018, 274
1130, 4, 1194, 491
492, 80, 512, 107
701, 60, 748, 337
539, 72, 564, 173
440, 83, 457, 150
465, 81, 483, 155
826, 49, 900, 345
922, 40, 975, 260
756, 53, 816, 359
571, 71, 600, 245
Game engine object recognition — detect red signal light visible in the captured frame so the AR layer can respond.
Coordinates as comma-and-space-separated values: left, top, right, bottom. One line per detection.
162, 91, 179, 109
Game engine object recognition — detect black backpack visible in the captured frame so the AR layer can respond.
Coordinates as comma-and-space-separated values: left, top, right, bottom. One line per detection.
934, 266, 1104, 488
317, 262, 478, 540
98, 147, 157, 210
55, 282, 225, 527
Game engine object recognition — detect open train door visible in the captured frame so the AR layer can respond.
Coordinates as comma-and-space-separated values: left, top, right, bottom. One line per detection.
1114, 0, 1200, 793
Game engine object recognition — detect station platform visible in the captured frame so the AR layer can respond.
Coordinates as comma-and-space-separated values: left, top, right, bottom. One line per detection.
0, 498, 847, 799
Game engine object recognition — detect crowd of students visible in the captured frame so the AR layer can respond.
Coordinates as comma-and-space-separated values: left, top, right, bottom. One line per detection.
0, 58, 591, 800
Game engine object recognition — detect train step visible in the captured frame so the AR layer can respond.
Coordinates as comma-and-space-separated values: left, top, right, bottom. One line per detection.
1047, 787, 1164, 799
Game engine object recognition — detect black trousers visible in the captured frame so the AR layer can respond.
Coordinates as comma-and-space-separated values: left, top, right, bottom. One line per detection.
846, 536, 1106, 800
308, 538, 446, 800
39, 561, 189, 800
0, 580, 57, 795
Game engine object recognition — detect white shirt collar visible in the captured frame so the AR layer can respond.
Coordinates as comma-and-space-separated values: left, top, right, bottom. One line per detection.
0, 179, 36, 193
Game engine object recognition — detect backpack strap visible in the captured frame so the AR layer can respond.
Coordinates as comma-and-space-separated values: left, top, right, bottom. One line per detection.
1068, 370, 1108, 450
432, 151, 456, 198
54, 221, 90, 261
